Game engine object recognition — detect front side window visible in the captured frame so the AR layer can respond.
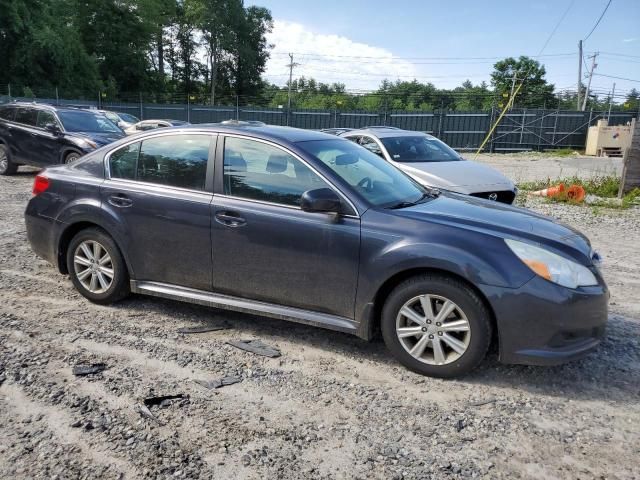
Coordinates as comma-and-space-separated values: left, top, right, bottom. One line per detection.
359, 136, 384, 157
109, 134, 210, 190
14, 108, 38, 126
297, 139, 430, 208
223, 137, 329, 207
36, 110, 59, 129
57, 111, 121, 133
118, 113, 139, 123
380, 136, 461, 163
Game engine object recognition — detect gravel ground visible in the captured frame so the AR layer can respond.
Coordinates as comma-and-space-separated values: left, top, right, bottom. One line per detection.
1, 161, 639, 480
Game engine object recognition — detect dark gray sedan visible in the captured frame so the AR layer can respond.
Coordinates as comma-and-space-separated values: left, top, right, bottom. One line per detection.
24, 125, 608, 377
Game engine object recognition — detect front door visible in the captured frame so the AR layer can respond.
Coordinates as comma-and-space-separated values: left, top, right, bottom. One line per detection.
211, 136, 361, 319
34, 109, 64, 165
101, 133, 215, 290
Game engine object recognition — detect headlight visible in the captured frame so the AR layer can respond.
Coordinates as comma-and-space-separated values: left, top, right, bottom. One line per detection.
505, 239, 598, 289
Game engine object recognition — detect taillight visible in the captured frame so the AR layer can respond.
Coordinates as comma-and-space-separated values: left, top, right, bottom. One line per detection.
32, 175, 50, 196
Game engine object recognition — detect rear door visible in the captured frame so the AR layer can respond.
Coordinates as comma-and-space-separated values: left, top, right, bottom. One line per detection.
12, 107, 40, 165
101, 132, 216, 290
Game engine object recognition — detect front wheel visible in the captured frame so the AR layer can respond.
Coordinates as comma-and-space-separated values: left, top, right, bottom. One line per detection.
381, 274, 492, 378
66, 227, 130, 304
64, 151, 82, 164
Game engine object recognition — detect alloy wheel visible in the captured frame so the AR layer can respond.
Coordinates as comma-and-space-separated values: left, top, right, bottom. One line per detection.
65, 153, 80, 164
0, 150, 7, 173
73, 240, 114, 294
395, 294, 471, 365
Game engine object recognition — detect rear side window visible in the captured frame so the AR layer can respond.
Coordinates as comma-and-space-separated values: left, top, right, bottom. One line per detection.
109, 134, 211, 191
14, 108, 38, 126
0, 107, 15, 121
109, 142, 140, 180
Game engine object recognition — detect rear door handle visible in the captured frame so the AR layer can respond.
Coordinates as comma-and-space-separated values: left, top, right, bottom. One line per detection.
108, 194, 133, 208
215, 211, 246, 227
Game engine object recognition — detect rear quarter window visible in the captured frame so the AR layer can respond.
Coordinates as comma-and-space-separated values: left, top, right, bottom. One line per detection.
0, 107, 15, 121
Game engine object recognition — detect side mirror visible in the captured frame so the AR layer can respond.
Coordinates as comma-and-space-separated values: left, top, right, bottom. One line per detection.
300, 188, 342, 214
45, 123, 60, 134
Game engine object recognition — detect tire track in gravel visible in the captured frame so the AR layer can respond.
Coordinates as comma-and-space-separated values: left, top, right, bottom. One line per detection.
0, 382, 136, 478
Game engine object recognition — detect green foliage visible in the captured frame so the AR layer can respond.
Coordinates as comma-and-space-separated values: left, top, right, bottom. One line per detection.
491, 56, 555, 108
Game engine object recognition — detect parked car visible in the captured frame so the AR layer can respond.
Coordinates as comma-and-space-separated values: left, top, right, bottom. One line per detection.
0, 103, 125, 175
221, 120, 266, 126
100, 110, 140, 129
24, 125, 607, 378
124, 119, 190, 135
320, 127, 354, 136
342, 127, 517, 204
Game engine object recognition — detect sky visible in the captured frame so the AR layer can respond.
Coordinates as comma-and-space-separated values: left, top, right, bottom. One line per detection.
246, 0, 640, 100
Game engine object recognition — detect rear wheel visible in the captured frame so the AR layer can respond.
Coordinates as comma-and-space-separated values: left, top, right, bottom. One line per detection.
0, 144, 18, 175
66, 228, 130, 304
381, 274, 492, 378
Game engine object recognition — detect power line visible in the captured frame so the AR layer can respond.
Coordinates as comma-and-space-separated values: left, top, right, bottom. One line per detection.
583, 0, 613, 41
593, 73, 640, 83
269, 52, 576, 61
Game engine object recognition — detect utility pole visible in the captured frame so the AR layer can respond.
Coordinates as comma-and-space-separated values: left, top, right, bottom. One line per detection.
577, 40, 582, 110
286, 53, 299, 126
607, 82, 616, 121
509, 70, 518, 110
581, 52, 598, 111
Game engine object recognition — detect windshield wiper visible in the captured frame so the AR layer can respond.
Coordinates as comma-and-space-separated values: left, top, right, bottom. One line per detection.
386, 190, 439, 209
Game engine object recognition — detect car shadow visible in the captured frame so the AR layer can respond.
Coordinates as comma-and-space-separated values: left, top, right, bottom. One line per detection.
113, 296, 640, 403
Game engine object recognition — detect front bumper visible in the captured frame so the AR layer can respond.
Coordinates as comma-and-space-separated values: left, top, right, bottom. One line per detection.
479, 275, 608, 366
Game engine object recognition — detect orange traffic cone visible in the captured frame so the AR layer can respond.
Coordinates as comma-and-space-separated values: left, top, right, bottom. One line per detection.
566, 185, 586, 203
530, 183, 565, 198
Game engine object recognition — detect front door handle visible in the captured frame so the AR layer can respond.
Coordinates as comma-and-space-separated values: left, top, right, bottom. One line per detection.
108, 193, 133, 208
215, 211, 246, 227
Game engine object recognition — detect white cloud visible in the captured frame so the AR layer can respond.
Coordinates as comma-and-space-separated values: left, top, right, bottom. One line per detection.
263, 20, 419, 90
622, 37, 637, 43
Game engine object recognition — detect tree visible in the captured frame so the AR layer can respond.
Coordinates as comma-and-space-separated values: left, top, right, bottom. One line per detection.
624, 88, 639, 112
491, 56, 555, 108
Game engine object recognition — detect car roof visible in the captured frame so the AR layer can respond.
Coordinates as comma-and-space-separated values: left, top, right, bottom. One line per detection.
2, 102, 104, 115
171, 123, 339, 143
344, 127, 434, 139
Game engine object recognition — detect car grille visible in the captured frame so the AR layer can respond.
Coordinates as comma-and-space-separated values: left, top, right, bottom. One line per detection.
469, 190, 516, 204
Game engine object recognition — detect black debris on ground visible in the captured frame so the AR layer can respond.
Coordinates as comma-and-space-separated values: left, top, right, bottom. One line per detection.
227, 339, 281, 358
143, 394, 188, 408
194, 376, 242, 390
72, 363, 107, 376
177, 323, 231, 334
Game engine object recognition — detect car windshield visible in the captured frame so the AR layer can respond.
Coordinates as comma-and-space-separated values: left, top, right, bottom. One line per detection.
380, 136, 461, 163
58, 111, 122, 133
297, 139, 435, 208
118, 113, 139, 123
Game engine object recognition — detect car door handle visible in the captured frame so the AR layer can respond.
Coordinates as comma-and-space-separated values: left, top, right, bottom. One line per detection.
108, 194, 133, 208
215, 211, 246, 227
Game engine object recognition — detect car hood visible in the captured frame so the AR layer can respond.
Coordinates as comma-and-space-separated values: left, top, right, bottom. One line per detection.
397, 159, 514, 191
70, 131, 125, 146
395, 193, 592, 259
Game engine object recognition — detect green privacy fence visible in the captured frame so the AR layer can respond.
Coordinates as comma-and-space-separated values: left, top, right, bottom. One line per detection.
1, 94, 637, 152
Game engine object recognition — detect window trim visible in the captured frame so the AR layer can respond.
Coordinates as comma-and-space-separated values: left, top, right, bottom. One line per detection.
216, 133, 359, 218
104, 130, 217, 194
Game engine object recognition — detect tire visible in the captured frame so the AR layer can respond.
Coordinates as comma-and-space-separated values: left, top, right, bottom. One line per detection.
66, 227, 130, 304
64, 151, 82, 164
0, 144, 18, 175
381, 274, 492, 378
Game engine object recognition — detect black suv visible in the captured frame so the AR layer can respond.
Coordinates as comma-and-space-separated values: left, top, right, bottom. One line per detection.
0, 103, 125, 175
